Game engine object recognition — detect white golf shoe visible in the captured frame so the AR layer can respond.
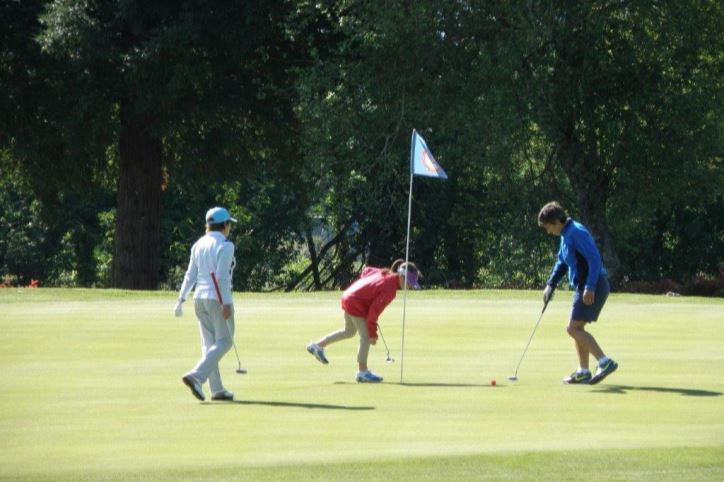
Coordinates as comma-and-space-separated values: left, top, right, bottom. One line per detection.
211, 389, 234, 401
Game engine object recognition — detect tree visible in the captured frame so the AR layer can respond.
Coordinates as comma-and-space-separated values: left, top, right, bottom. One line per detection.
293, 1, 552, 287
3, 0, 721, 291
507, 1, 724, 283
37, 0, 300, 288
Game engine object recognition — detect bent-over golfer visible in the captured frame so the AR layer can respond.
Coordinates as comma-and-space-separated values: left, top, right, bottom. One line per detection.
174, 207, 237, 401
538, 201, 618, 385
307, 259, 421, 383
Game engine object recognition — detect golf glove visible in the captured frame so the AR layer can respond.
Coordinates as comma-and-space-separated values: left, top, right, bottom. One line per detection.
543, 285, 554, 304
173, 300, 184, 317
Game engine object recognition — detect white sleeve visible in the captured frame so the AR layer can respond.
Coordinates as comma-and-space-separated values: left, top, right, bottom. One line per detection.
177, 247, 198, 302
215, 242, 235, 305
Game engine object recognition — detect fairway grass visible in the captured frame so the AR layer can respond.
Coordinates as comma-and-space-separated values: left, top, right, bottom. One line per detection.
1, 289, 722, 481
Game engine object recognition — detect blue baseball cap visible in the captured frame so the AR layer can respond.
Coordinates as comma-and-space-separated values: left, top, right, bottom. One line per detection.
205, 207, 237, 225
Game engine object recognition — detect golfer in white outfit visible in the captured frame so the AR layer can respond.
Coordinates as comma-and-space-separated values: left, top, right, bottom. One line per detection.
174, 207, 237, 402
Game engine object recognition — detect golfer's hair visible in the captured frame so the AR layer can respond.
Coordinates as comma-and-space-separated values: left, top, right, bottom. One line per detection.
538, 201, 568, 226
381, 258, 420, 276
389, 259, 405, 274
386, 259, 422, 279
207, 221, 229, 232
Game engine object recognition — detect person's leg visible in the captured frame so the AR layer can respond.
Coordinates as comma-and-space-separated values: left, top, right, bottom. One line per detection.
565, 275, 616, 384
317, 314, 357, 348
308, 313, 358, 365
182, 299, 214, 400
567, 278, 609, 369
208, 310, 234, 395
348, 315, 371, 372
567, 319, 605, 371
348, 316, 381, 382
188, 299, 214, 376
188, 299, 233, 385
586, 275, 617, 384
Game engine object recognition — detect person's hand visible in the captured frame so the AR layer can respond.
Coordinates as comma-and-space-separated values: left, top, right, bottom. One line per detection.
173, 300, 183, 317
221, 304, 231, 320
582, 289, 595, 305
370, 337, 377, 345
543, 285, 554, 304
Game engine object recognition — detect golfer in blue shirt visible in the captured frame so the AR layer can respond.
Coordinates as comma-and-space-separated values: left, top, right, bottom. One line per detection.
539, 201, 618, 385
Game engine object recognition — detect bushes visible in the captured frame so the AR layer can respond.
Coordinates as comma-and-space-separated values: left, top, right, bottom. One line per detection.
621, 269, 724, 297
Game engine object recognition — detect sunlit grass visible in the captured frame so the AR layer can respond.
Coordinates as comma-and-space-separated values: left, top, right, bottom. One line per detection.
1, 289, 722, 480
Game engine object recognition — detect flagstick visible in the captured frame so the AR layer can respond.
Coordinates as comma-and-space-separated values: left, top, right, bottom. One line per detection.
400, 172, 414, 384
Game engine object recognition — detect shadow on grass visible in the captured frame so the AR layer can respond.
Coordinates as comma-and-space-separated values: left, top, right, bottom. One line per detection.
334, 381, 491, 388
205, 400, 375, 410
592, 385, 722, 397
397, 382, 491, 388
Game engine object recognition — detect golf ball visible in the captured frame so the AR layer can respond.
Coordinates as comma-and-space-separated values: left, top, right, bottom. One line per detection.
490, 379, 496, 386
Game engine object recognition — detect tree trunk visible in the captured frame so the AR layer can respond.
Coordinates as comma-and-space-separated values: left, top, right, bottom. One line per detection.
559, 138, 621, 284
305, 226, 322, 290
575, 188, 621, 285
284, 222, 351, 291
548, 7, 621, 285
111, 100, 162, 289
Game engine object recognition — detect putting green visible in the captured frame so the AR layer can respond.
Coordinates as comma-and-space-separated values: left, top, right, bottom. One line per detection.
1, 289, 722, 481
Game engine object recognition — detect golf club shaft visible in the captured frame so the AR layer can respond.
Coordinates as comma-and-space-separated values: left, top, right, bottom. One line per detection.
232, 341, 242, 369
512, 301, 548, 377
225, 317, 245, 372
378, 324, 392, 358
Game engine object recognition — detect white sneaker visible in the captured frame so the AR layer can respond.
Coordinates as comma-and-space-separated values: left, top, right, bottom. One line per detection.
306, 343, 329, 364
182, 374, 205, 401
356, 370, 383, 383
211, 389, 234, 401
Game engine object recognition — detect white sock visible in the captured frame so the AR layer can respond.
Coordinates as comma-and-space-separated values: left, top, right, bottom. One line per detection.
598, 357, 610, 367
578, 367, 590, 374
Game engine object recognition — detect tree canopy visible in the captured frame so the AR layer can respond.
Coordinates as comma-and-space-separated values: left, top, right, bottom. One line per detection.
1, 0, 722, 295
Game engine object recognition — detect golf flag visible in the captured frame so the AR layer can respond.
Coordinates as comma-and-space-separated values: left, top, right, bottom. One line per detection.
410, 129, 447, 179
400, 128, 447, 383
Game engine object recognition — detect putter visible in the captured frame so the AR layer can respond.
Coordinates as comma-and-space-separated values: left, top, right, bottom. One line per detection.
223, 315, 246, 375
212, 272, 246, 374
508, 300, 549, 381
232, 341, 247, 374
377, 325, 395, 363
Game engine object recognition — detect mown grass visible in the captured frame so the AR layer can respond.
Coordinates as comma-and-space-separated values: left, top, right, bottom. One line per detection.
1, 289, 722, 480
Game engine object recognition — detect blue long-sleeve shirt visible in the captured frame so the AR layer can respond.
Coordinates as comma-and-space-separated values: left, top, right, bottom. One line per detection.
547, 219, 607, 291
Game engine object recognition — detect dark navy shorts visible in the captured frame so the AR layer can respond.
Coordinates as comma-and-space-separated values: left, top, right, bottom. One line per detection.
571, 274, 610, 322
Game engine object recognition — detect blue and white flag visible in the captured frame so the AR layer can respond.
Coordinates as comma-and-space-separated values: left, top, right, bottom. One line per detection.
410, 129, 447, 179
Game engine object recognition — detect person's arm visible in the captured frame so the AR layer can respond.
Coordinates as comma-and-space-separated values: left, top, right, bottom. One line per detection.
214, 241, 235, 303
365, 288, 396, 340
211, 242, 235, 320
574, 230, 602, 305
575, 230, 602, 291
547, 256, 568, 289
175, 247, 198, 316
544, 254, 568, 304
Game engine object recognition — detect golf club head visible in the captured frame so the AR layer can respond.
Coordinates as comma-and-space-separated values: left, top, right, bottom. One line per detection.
507, 375, 518, 381
236, 368, 247, 374
386, 355, 395, 363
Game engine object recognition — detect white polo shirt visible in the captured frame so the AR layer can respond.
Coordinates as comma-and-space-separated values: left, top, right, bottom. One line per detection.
178, 231, 236, 305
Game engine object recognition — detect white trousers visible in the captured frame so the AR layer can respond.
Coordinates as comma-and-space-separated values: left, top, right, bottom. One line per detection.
187, 299, 235, 394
